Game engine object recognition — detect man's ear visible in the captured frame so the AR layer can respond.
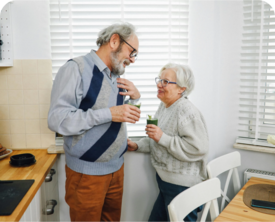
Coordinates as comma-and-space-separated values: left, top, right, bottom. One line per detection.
109, 34, 121, 51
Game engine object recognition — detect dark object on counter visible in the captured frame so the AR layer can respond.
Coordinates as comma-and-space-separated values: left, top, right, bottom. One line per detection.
251, 199, 275, 210
0, 179, 35, 215
10, 153, 36, 167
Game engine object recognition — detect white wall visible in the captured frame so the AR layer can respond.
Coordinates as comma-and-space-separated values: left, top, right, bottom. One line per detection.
189, 0, 241, 163
12, 0, 51, 59
9, 0, 275, 221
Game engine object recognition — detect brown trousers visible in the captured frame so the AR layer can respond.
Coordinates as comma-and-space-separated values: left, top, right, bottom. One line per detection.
65, 164, 124, 222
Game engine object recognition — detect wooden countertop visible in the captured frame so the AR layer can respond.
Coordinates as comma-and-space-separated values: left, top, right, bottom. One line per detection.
0, 149, 57, 222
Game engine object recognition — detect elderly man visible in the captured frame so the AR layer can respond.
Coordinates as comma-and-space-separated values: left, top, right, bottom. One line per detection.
48, 22, 140, 222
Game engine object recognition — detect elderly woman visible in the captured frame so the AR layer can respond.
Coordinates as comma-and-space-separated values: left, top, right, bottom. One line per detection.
127, 63, 209, 222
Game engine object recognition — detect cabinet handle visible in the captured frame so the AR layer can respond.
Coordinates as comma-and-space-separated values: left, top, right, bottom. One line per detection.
45, 169, 56, 182
43, 199, 57, 215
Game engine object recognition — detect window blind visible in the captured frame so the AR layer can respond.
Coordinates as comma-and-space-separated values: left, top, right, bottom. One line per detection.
237, 0, 275, 147
49, 0, 189, 137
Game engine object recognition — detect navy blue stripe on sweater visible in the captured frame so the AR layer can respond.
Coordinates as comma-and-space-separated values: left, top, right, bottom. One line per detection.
80, 87, 124, 162
79, 65, 103, 111
119, 144, 128, 158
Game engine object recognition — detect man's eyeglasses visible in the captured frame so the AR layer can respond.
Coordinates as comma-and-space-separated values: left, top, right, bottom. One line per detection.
121, 39, 138, 60
155, 77, 177, 87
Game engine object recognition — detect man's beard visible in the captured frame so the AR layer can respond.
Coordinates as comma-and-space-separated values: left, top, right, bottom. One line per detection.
110, 47, 130, 76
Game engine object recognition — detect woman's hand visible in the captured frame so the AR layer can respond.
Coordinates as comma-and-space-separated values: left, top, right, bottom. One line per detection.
146, 124, 163, 143
127, 138, 138, 151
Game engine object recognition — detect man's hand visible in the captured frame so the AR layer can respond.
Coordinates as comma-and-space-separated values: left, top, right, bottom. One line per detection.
117, 78, 140, 100
146, 124, 163, 143
127, 139, 138, 151
110, 104, 140, 123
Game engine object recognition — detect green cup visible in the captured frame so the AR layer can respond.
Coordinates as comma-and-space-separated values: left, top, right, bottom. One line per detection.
134, 104, 141, 109
128, 102, 141, 109
147, 118, 158, 126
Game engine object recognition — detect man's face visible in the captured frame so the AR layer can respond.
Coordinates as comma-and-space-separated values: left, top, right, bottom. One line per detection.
110, 34, 139, 76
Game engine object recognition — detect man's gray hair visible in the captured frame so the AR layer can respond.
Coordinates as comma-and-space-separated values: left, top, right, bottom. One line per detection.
96, 22, 136, 47
159, 63, 195, 97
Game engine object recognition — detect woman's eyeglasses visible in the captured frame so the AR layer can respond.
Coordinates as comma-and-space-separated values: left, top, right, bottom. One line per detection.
155, 77, 177, 87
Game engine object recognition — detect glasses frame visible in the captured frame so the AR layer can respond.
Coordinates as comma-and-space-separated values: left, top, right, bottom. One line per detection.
121, 39, 138, 60
155, 77, 177, 87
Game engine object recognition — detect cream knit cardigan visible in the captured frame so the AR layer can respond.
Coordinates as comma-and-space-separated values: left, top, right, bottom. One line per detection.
136, 96, 209, 187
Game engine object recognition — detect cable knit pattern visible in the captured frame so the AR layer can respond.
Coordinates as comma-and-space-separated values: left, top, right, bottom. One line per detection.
136, 97, 209, 187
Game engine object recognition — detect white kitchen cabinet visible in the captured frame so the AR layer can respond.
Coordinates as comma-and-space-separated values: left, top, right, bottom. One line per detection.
20, 161, 59, 222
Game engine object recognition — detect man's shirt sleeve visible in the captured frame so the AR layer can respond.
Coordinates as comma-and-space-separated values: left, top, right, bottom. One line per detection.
48, 61, 112, 136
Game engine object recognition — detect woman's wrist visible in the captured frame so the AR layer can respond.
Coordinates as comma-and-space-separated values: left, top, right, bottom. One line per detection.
134, 143, 138, 151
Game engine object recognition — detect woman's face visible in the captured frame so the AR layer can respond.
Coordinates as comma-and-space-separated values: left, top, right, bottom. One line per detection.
157, 69, 185, 107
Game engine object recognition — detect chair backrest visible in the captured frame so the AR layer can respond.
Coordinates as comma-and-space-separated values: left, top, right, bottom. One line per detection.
206, 151, 241, 211
168, 178, 221, 222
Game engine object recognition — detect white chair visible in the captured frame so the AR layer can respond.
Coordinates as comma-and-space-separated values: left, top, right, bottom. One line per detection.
168, 178, 221, 222
206, 151, 241, 212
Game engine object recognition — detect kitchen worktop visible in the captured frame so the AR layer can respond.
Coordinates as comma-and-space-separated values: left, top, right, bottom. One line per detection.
0, 149, 57, 222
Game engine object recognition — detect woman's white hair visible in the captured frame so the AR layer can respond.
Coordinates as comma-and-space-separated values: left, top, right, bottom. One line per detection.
96, 22, 136, 47
159, 63, 195, 97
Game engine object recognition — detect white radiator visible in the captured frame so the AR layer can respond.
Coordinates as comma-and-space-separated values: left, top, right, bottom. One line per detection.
244, 168, 275, 183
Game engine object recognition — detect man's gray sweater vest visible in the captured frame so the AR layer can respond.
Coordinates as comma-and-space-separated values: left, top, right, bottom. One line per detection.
63, 54, 127, 175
